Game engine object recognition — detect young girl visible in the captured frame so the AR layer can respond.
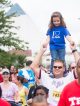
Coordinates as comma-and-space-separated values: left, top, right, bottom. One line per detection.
43, 11, 74, 74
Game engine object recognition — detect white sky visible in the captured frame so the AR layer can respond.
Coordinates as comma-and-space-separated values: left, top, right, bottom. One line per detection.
11, 0, 80, 53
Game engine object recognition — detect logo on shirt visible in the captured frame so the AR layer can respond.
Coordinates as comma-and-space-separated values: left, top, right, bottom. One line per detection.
69, 97, 80, 106
52, 31, 60, 38
53, 91, 61, 98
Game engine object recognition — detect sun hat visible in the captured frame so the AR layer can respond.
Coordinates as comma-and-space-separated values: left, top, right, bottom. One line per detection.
2, 69, 10, 74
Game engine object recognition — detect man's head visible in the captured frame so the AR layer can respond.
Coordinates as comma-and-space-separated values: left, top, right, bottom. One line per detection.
26, 60, 32, 66
53, 60, 65, 78
32, 95, 48, 106
76, 59, 80, 79
69, 62, 76, 72
33, 85, 49, 98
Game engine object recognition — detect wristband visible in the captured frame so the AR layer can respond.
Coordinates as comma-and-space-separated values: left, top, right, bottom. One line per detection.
72, 49, 77, 53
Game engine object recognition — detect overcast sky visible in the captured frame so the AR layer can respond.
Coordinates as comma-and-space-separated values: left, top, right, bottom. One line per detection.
11, 0, 80, 53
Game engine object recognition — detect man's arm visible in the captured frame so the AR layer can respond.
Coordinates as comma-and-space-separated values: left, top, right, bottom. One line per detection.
70, 43, 80, 64
30, 45, 47, 78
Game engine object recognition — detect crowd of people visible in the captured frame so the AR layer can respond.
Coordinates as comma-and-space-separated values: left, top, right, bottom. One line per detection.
0, 11, 80, 106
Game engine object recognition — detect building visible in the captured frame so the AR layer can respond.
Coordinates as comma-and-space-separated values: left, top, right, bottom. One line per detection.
8, 49, 32, 56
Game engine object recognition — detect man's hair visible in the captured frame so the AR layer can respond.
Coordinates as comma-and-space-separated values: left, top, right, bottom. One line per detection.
0, 86, 2, 98
33, 85, 49, 97
26, 60, 32, 66
54, 59, 65, 67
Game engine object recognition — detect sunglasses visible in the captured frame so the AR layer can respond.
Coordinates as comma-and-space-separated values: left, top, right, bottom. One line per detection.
2, 72, 9, 75
53, 66, 63, 69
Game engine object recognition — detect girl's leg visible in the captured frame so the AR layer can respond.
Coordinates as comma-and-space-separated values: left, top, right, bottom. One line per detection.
58, 49, 65, 62
50, 50, 59, 73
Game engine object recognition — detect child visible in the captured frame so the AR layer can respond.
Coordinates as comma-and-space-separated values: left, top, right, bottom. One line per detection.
43, 11, 74, 74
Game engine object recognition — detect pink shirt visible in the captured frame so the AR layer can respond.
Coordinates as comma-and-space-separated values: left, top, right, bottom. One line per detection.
0, 82, 18, 101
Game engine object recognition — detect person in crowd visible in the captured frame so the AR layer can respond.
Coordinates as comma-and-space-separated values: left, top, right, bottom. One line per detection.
58, 43, 80, 106
33, 85, 49, 98
27, 85, 50, 106
17, 73, 29, 106
0, 74, 3, 83
9, 65, 18, 84
30, 45, 74, 105
0, 67, 3, 82
27, 74, 41, 105
31, 95, 49, 106
43, 11, 74, 74
10, 65, 15, 74
68, 62, 78, 79
18, 60, 35, 89
0, 86, 11, 106
0, 69, 19, 106
27, 84, 37, 105
33, 85, 53, 106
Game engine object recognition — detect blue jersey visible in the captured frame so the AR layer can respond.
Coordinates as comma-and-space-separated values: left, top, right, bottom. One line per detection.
27, 69, 35, 89
46, 26, 71, 50
18, 69, 35, 88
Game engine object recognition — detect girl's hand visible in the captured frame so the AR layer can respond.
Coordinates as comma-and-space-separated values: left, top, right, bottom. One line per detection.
70, 42, 76, 51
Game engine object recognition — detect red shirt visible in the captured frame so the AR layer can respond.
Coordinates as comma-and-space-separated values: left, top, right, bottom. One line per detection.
58, 80, 80, 106
0, 99, 11, 106
0, 74, 3, 83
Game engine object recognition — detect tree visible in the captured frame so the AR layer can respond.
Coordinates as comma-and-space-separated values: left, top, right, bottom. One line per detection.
0, 49, 26, 68
0, 0, 29, 67
0, 0, 29, 50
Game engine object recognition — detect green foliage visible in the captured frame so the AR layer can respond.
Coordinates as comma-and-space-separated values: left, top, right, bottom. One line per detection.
0, 50, 26, 68
0, 0, 29, 67
0, 0, 29, 50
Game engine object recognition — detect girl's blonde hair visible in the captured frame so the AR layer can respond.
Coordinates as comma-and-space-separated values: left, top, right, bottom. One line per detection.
49, 11, 66, 29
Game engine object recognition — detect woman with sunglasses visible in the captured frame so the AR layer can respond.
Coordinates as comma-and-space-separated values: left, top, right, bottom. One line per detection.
30, 44, 74, 106
0, 69, 20, 106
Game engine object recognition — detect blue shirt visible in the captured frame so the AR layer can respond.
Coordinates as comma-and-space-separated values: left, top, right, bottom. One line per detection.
46, 26, 71, 50
18, 69, 35, 89
27, 69, 35, 89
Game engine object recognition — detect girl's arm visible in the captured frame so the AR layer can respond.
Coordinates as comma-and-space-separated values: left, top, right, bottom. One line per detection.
66, 35, 74, 45
70, 43, 80, 64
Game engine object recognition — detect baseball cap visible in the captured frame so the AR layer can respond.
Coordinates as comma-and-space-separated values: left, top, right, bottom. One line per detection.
18, 69, 30, 80
2, 69, 10, 74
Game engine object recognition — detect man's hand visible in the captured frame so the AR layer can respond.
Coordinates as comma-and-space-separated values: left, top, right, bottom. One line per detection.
70, 42, 76, 51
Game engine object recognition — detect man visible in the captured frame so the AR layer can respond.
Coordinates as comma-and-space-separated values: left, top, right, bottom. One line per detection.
58, 43, 80, 106
68, 62, 77, 79
18, 60, 35, 88
31, 45, 74, 105
0, 86, 11, 106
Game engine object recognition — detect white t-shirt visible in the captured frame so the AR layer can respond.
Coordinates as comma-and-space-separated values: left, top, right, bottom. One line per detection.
40, 71, 74, 106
